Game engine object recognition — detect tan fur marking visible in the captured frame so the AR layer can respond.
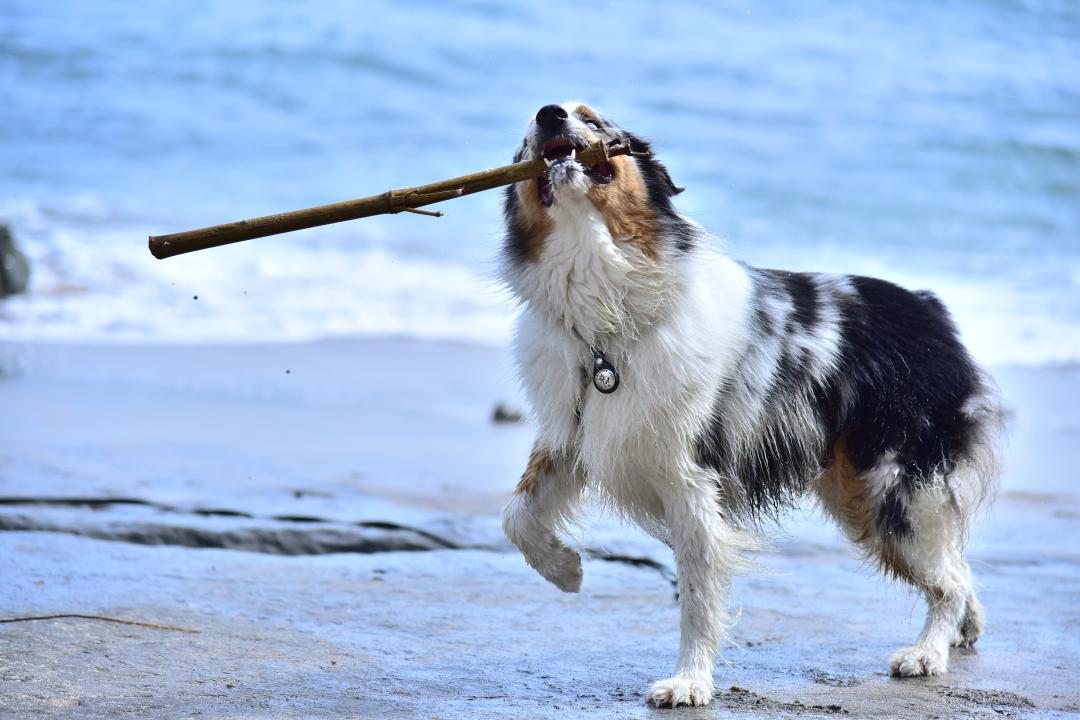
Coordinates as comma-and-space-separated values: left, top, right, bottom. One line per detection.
573, 104, 601, 125
514, 443, 554, 496
575, 103, 660, 258
814, 437, 917, 585
586, 154, 661, 261
815, 437, 873, 543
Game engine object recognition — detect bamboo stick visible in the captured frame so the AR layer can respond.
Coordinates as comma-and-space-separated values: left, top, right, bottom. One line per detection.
149, 140, 648, 259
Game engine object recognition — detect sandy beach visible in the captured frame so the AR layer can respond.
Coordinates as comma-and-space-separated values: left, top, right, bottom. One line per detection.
1, 338, 1077, 719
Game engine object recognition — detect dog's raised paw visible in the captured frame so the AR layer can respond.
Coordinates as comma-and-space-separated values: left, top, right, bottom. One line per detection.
535, 544, 583, 593
646, 675, 714, 707
889, 644, 948, 677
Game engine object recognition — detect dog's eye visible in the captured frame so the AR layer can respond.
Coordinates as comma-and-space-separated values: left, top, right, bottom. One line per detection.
585, 121, 600, 130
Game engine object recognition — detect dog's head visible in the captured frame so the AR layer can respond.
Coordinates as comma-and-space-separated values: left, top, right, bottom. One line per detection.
503, 102, 687, 265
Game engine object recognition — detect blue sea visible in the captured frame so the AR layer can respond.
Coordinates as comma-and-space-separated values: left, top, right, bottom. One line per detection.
2, 0, 1078, 367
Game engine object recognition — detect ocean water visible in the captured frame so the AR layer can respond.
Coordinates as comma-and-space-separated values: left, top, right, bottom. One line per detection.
1, 0, 1078, 367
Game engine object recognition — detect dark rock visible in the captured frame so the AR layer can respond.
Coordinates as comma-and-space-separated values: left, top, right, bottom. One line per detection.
0, 224, 30, 298
492, 402, 524, 424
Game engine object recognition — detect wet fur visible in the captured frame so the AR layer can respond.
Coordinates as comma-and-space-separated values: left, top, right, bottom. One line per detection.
500, 103, 1003, 707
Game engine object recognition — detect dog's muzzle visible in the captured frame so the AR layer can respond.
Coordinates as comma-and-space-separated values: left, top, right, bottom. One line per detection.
533, 105, 615, 207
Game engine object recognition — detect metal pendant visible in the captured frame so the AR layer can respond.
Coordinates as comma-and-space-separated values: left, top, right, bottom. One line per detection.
591, 351, 619, 394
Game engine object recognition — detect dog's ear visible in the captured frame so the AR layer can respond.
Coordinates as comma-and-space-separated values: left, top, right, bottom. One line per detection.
660, 165, 686, 196
624, 132, 685, 197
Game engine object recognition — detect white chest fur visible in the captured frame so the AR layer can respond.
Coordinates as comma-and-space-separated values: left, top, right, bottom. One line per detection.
508, 194, 666, 342
512, 232, 754, 517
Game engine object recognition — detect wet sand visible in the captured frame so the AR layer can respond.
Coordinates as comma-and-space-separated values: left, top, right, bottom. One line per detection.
1, 339, 1078, 718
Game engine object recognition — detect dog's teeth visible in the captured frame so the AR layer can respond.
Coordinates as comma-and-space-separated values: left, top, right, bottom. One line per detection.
544, 157, 552, 167
570, 148, 577, 160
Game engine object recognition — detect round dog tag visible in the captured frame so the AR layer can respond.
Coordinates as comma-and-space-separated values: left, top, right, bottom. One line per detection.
591, 352, 619, 394
593, 367, 618, 393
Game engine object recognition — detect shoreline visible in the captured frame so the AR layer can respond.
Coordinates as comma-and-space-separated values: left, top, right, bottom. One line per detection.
1, 338, 1077, 717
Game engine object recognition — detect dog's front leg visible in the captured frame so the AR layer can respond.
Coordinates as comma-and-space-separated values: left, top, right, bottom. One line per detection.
502, 443, 585, 593
648, 476, 754, 708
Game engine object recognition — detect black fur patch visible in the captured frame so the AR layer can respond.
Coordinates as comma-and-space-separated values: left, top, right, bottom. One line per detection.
832, 276, 979, 480
780, 272, 819, 330
696, 270, 985, 538
822, 277, 982, 539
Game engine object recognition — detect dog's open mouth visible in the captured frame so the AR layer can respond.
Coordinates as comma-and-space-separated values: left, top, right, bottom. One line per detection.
536, 138, 615, 207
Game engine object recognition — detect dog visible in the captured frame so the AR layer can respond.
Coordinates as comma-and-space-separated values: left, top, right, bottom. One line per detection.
499, 102, 1002, 707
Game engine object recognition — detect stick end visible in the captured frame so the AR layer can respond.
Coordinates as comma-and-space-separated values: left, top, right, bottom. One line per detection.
148, 236, 171, 260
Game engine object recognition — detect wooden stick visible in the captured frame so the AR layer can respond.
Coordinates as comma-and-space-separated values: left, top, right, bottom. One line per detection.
149, 141, 649, 259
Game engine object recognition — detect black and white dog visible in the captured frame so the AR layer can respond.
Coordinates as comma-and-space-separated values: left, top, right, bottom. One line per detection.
500, 103, 1002, 707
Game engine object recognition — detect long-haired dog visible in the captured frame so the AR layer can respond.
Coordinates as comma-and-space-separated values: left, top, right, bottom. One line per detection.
499, 102, 1002, 707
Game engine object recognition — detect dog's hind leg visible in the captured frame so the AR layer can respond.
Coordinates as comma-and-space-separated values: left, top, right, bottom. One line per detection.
646, 470, 758, 708
814, 446, 982, 677
502, 442, 586, 593
881, 482, 979, 677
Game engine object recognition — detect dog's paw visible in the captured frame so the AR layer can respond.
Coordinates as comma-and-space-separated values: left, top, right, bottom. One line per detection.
646, 675, 714, 708
532, 543, 583, 593
889, 644, 948, 677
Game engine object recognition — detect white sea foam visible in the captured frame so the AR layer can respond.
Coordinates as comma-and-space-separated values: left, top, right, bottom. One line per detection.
0, 226, 1076, 371
0, 198, 515, 347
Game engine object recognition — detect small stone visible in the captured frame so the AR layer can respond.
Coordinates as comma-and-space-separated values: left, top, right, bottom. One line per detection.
492, 403, 523, 424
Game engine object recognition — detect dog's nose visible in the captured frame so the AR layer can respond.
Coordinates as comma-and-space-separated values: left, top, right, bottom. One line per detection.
535, 104, 568, 132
